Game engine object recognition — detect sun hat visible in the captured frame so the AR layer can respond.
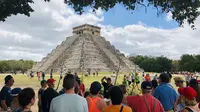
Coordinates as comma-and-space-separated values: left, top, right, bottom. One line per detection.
182, 87, 197, 100
174, 77, 185, 82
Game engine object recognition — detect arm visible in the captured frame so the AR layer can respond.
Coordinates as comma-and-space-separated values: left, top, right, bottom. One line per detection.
97, 99, 107, 111
1, 100, 7, 111
101, 77, 106, 83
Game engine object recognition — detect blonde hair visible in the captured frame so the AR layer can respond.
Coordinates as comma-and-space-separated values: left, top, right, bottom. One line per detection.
182, 96, 197, 106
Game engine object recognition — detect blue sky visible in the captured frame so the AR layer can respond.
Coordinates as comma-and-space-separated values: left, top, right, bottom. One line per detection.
102, 4, 178, 29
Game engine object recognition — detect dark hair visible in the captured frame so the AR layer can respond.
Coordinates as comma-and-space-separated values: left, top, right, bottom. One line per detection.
4, 75, 13, 84
159, 73, 170, 83
109, 86, 123, 105
74, 82, 79, 94
151, 80, 158, 89
189, 79, 200, 102
107, 78, 111, 82
18, 88, 35, 108
84, 91, 90, 98
63, 74, 76, 90
90, 81, 102, 95
119, 84, 127, 94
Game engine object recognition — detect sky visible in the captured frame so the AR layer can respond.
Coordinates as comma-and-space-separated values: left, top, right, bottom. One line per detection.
0, 0, 200, 61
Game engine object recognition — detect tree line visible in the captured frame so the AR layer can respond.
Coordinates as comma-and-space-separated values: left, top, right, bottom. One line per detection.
129, 54, 200, 73
0, 60, 35, 73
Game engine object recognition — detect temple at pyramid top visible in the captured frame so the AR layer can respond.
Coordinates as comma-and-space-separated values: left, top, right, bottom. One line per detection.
73, 24, 101, 36
31, 24, 142, 73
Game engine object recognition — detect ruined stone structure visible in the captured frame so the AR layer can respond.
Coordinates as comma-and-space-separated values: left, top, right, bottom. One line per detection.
32, 24, 141, 73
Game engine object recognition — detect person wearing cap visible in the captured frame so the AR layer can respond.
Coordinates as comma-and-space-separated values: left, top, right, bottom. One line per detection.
101, 76, 113, 99
10, 88, 22, 112
103, 86, 132, 112
189, 79, 200, 102
42, 78, 58, 112
38, 80, 47, 112
0, 75, 14, 111
50, 74, 88, 112
153, 73, 178, 112
126, 81, 164, 112
179, 87, 200, 112
174, 77, 186, 112
86, 81, 107, 112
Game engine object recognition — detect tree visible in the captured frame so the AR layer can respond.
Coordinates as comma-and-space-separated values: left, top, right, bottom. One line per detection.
0, 0, 200, 28
172, 60, 179, 72
157, 56, 172, 72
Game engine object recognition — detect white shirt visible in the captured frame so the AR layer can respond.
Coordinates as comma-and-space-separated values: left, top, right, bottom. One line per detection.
50, 94, 88, 112
110, 74, 116, 84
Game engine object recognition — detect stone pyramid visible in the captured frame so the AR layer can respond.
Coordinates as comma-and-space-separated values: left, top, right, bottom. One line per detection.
32, 24, 141, 73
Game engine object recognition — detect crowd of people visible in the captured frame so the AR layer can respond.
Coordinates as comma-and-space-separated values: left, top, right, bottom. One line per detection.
0, 72, 200, 112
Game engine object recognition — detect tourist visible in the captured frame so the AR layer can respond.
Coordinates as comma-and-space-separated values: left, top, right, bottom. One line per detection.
153, 74, 158, 80
38, 80, 47, 112
127, 74, 132, 86
189, 79, 200, 102
17, 87, 35, 112
186, 73, 191, 86
153, 73, 178, 111
86, 81, 107, 112
10, 88, 22, 112
151, 79, 158, 94
37, 72, 41, 81
101, 76, 113, 99
122, 75, 128, 87
42, 78, 58, 112
0, 75, 14, 111
174, 77, 186, 112
42, 71, 45, 80
144, 74, 151, 82
78, 80, 85, 95
110, 72, 116, 84
102, 86, 132, 112
135, 73, 140, 90
126, 81, 164, 112
179, 87, 200, 112
50, 74, 88, 112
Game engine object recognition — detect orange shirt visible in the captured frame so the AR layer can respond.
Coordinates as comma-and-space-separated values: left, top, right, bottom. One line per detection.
102, 105, 132, 112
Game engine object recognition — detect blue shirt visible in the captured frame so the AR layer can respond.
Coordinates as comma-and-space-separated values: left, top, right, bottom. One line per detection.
153, 83, 178, 111
0, 86, 12, 107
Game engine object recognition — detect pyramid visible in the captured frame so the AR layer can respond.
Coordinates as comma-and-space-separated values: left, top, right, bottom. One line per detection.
32, 24, 141, 73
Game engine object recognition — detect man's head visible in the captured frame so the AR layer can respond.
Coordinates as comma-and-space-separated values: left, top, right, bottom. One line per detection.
90, 81, 102, 95
106, 78, 112, 85
40, 80, 47, 88
109, 86, 123, 105
11, 88, 22, 98
174, 77, 185, 87
47, 78, 56, 88
141, 81, 152, 94
4, 75, 14, 86
158, 73, 170, 84
63, 74, 76, 91
18, 88, 35, 108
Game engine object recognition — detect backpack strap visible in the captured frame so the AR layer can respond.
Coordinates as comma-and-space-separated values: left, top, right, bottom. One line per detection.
185, 107, 194, 112
120, 105, 124, 112
142, 96, 151, 112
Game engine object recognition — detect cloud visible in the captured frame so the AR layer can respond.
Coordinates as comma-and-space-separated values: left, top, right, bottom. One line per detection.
166, 12, 173, 21
0, 0, 200, 61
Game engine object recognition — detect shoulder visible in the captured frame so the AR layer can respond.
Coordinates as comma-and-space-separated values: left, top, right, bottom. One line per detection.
123, 106, 132, 112
52, 94, 64, 102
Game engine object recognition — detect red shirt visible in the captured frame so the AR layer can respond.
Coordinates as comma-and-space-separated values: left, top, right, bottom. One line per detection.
79, 83, 85, 93
127, 95, 164, 112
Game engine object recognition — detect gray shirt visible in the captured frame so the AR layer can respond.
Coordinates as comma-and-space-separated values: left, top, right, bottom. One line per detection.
50, 94, 88, 112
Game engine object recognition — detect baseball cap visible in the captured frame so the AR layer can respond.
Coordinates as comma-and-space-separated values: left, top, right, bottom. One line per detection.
47, 78, 56, 84
11, 88, 22, 97
141, 81, 152, 91
4, 75, 13, 84
90, 81, 102, 93
174, 77, 185, 82
182, 87, 197, 100
40, 80, 47, 85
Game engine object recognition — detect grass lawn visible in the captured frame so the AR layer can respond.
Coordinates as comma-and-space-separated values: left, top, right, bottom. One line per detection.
0, 73, 184, 111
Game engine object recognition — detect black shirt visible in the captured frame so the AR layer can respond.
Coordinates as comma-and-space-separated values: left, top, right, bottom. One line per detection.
0, 86, 12, 107
41, 88, 58, 112
102, 82, 113, 99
